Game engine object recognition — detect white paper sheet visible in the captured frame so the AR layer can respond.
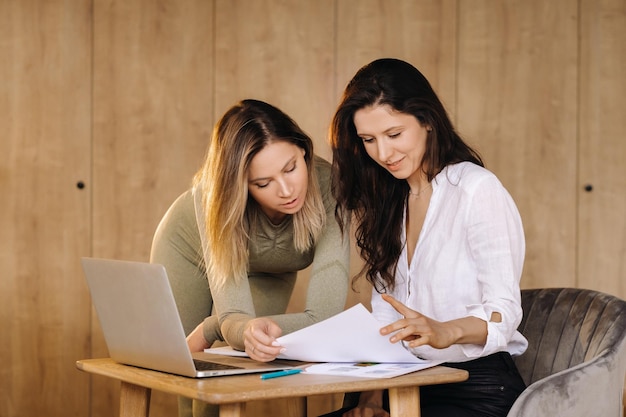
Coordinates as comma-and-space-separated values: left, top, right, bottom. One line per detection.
275, 303, 423, 363
207, 304, 432, 364
304, 362, 438, 378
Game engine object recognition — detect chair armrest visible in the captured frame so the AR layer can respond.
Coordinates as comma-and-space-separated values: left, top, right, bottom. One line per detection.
507, 351, 624, 417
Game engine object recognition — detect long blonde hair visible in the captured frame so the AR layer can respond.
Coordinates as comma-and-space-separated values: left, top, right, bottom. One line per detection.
193, 99, 325, 286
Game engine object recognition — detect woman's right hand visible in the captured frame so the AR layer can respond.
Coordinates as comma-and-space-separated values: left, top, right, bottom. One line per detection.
243, 317, 285, 362
186, 322, 212, 353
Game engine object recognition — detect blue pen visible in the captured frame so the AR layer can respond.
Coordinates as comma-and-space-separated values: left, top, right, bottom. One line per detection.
260, 369, 302, 380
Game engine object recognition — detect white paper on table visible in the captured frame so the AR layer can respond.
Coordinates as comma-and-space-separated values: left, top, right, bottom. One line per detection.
304, 361, 441, 378
206, 346, 249, 357
206, 304, 428, 364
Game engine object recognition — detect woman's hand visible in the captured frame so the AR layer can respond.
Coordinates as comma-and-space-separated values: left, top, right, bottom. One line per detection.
342, 405, 389, 417
243, 317, 285, 362
380, 294, 487, 349
343, 390, 389, 417
186, 322, 213, 353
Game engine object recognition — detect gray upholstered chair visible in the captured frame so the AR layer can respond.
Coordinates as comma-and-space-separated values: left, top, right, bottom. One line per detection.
508, 287, 626, 416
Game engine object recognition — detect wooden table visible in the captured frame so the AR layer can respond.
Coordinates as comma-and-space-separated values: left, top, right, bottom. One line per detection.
76, 358, 468, 417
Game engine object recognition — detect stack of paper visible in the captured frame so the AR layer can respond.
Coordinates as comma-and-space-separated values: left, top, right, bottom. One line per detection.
303, 362, 437, 378
206, 304, 442, 377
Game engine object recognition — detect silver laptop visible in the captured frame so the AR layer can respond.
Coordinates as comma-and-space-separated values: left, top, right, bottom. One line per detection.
81, 257, 298, 378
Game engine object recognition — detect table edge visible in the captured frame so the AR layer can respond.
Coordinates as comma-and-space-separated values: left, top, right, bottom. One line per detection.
76, 358, 469, 404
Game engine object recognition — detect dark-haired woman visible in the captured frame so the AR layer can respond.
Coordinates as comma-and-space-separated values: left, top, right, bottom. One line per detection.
326, 58, 527, 417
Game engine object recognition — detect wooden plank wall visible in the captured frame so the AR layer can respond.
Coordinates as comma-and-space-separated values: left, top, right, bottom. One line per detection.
578, 0, 626, 295
1, 1, 624, 417
0, 1, 92, 416
457, 0, 580, 289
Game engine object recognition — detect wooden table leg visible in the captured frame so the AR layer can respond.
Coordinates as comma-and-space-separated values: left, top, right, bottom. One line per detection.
388, 386, 420, 417
219, 402, 245, 417
119, 381, 151, 417
285, 397, 306, 417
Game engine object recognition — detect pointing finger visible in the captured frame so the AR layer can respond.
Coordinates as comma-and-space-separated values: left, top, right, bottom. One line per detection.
381, 293, 418, 318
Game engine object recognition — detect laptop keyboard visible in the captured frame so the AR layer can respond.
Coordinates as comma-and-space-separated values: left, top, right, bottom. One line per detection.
193, 359, 242, 371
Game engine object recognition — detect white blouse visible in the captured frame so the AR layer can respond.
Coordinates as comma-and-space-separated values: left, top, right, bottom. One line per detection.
371, 162, 528, 362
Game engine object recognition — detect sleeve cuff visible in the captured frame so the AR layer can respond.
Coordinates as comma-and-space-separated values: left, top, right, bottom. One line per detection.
462, 304, 509, 358
202, 316, 223, 346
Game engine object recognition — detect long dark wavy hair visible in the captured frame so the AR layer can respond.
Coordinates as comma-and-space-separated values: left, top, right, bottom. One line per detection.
330, 58, 483, 292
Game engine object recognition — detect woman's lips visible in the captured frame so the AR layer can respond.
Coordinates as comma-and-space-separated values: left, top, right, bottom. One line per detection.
282, 197, 298, 209
386, 158, 403, 172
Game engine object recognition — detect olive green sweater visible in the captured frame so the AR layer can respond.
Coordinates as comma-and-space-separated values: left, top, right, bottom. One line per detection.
150, 156, 350, 351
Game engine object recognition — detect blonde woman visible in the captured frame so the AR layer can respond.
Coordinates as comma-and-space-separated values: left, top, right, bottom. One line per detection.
150, 99, 350, 417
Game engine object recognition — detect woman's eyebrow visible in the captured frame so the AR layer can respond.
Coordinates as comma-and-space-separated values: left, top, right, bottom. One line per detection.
357, 125, 403, 137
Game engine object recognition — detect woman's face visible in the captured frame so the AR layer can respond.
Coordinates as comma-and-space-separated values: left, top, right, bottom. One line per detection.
247, 140, 308, 223
353, 104, 430, 182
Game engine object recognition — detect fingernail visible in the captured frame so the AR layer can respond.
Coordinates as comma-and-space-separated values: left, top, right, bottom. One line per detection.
280, 348, 286, 353
271, 341, 281, 347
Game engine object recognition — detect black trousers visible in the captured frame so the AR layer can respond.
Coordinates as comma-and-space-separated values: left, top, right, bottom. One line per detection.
319, 352, 527, 417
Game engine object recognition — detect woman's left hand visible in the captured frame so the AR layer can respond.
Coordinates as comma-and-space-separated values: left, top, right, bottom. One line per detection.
243, 317, 285, 362
379, 294, 460, 349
